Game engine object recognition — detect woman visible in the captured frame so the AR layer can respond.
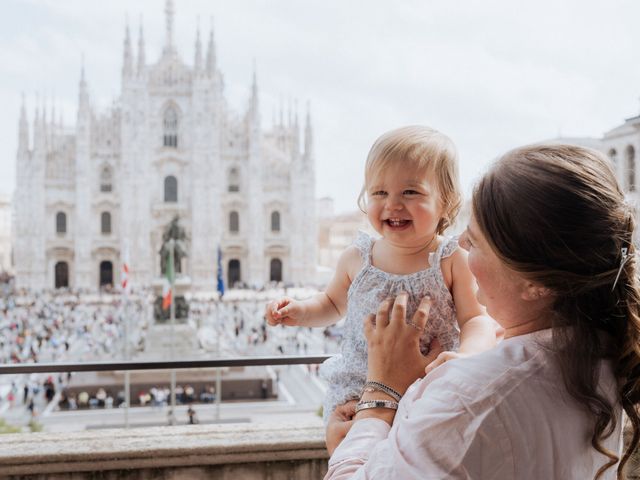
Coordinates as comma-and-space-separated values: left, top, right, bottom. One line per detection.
325, 145, 640, 479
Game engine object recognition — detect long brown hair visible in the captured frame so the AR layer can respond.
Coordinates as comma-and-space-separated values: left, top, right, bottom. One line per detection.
472, 144, 640, 479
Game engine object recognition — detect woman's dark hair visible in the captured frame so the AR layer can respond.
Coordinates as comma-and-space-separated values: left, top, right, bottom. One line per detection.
472, 144, 640, 479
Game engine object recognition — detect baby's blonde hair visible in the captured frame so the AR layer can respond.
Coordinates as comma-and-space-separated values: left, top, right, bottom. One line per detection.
357, 125, 462, 234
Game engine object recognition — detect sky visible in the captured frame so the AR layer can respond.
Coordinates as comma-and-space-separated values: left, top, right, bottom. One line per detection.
2, 0, 640, 213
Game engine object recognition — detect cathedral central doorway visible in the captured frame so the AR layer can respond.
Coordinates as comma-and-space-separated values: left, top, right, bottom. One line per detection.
228, 259, 241, 288
55, 262, 69, 289
270, 258, 282, 282
99, 261, 113, 288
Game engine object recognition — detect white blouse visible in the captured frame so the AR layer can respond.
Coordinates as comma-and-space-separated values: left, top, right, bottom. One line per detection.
326, 330, 623, 480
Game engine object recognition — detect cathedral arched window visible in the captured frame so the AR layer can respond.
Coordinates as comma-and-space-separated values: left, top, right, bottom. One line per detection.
228, 168, 240, 192
271, 211, 281, 232
163, 107, 178, 148
164, 176, 178, 202
56, 212, 67, 235
101, 212, 111, 234
229, 211, 239, 233
626, 145, 636, 192
100, 166, 113, 193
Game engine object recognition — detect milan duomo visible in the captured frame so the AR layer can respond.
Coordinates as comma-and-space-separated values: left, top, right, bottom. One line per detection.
13, 1, 317, 292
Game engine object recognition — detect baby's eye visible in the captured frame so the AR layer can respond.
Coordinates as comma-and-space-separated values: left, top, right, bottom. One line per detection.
403, 190, 420, 195
370, 191, 386, 196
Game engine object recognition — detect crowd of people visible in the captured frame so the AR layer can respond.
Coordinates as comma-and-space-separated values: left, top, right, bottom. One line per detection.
0, 286, 340, 422
0, 289, 149, 365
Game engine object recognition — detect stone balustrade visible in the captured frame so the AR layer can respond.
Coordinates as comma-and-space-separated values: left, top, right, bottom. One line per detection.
0, 422, 329, 479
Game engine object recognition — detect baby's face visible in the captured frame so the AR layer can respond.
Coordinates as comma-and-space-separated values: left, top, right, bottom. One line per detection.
366, 166, 444, 247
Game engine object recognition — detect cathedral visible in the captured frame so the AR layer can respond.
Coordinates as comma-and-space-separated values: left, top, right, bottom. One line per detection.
13, 1, 317, 291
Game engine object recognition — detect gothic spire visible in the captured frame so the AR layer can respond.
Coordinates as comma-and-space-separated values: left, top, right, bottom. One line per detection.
122, 18, 133, 78
18, 93, 29, 154
194, 18, 202, 72
43, 97, 49, 149
164, 0, 175, 53
78, 57, 90, 119
206, 19, 216, 75
250, 61, 259, 115
293, 99, 300, 154
304, 101, 313, 159
137, 16, 146, 75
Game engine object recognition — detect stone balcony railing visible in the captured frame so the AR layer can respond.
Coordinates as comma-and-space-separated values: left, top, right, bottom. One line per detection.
0, 422, 328, 479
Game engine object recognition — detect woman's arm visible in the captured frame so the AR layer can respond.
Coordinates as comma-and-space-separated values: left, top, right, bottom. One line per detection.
325, 294, 486, 479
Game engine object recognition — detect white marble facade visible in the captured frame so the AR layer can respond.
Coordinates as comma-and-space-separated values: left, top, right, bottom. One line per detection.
545, 119, 640, 209
13, 1, 317, 291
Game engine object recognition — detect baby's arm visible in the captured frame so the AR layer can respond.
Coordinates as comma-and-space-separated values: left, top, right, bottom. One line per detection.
265, 246, 361, 328
448, 248, 497, 355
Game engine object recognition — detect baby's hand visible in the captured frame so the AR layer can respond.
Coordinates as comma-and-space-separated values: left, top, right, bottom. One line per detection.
424, 351, 467, 376
264, 297, 305, 327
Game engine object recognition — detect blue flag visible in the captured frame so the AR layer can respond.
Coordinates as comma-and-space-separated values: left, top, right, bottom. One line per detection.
217, 245, 225, 298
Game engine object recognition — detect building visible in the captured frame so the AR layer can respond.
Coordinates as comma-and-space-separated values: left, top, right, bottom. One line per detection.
13, 1, 316, 291
544, 115, 640, 203
0, 195, 11, 273
317, 198, 371, 272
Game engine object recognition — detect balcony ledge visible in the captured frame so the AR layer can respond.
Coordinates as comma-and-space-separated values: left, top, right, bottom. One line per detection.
0, 422, 328, 478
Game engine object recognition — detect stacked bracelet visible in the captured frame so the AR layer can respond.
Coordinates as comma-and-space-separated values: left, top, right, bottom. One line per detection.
360, 381, 402, 402
355, 399, 399, 413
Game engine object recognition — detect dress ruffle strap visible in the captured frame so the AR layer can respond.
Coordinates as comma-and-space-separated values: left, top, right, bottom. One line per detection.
352, 230, 374, 266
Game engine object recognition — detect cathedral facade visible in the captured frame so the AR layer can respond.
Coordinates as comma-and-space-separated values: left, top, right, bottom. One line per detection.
13, 1, 317, 291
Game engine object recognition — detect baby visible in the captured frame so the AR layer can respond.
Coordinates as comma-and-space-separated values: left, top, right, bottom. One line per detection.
265, 126, 496, 422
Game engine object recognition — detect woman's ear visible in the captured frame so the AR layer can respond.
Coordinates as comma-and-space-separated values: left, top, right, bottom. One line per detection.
521, 282, 551, 301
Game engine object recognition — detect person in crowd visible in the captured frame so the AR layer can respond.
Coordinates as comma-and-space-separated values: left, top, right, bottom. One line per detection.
325, 144, 640, 480
265, 126, 496, 426
187, 404, 198, 424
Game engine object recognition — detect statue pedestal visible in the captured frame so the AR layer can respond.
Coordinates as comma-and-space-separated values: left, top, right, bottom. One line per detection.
143, 275, 196, 357
142, 323, 199, 359
152, 276, 191, 323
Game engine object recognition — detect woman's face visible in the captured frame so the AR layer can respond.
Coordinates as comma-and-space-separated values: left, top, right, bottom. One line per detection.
459, 213, 526, 326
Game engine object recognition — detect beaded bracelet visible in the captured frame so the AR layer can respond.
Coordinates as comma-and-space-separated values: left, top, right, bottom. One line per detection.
355, 399, 399, 413
360, 381, 402, 402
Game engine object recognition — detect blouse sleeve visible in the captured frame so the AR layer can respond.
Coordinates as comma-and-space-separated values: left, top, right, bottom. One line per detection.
325, 378, 508, 480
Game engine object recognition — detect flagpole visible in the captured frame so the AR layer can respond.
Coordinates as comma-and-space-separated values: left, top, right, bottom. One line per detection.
122, 240, 130, 429
216, 245, 224, 421
169, 239, 177, 424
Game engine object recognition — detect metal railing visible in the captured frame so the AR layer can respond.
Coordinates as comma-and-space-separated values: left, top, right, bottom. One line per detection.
0, 355, 333, 374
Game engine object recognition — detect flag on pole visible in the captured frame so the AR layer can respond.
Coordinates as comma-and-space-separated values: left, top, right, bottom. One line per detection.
121, 263, 129, 291
162, 254, 174, 310
216, 245, 225, 298
121, 241, 130, 293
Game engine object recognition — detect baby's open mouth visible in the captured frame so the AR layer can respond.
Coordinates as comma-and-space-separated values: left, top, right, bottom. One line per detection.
385, 219, 411, 228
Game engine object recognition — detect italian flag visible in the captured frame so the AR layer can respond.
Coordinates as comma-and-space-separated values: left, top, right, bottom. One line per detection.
162, 255, 174, 310
121, 262, 129, 291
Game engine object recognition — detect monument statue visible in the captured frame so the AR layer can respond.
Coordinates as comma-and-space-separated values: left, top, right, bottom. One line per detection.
154, 216, 190, 322
159, 216, 188, 275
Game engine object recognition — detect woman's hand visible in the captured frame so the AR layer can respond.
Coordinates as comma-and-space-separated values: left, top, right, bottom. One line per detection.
326, 400, 357, 455
364, 293, 443, 395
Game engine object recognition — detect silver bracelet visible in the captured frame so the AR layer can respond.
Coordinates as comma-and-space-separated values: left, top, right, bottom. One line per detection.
361, 381, 402, 402
355, 399, 399, 413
